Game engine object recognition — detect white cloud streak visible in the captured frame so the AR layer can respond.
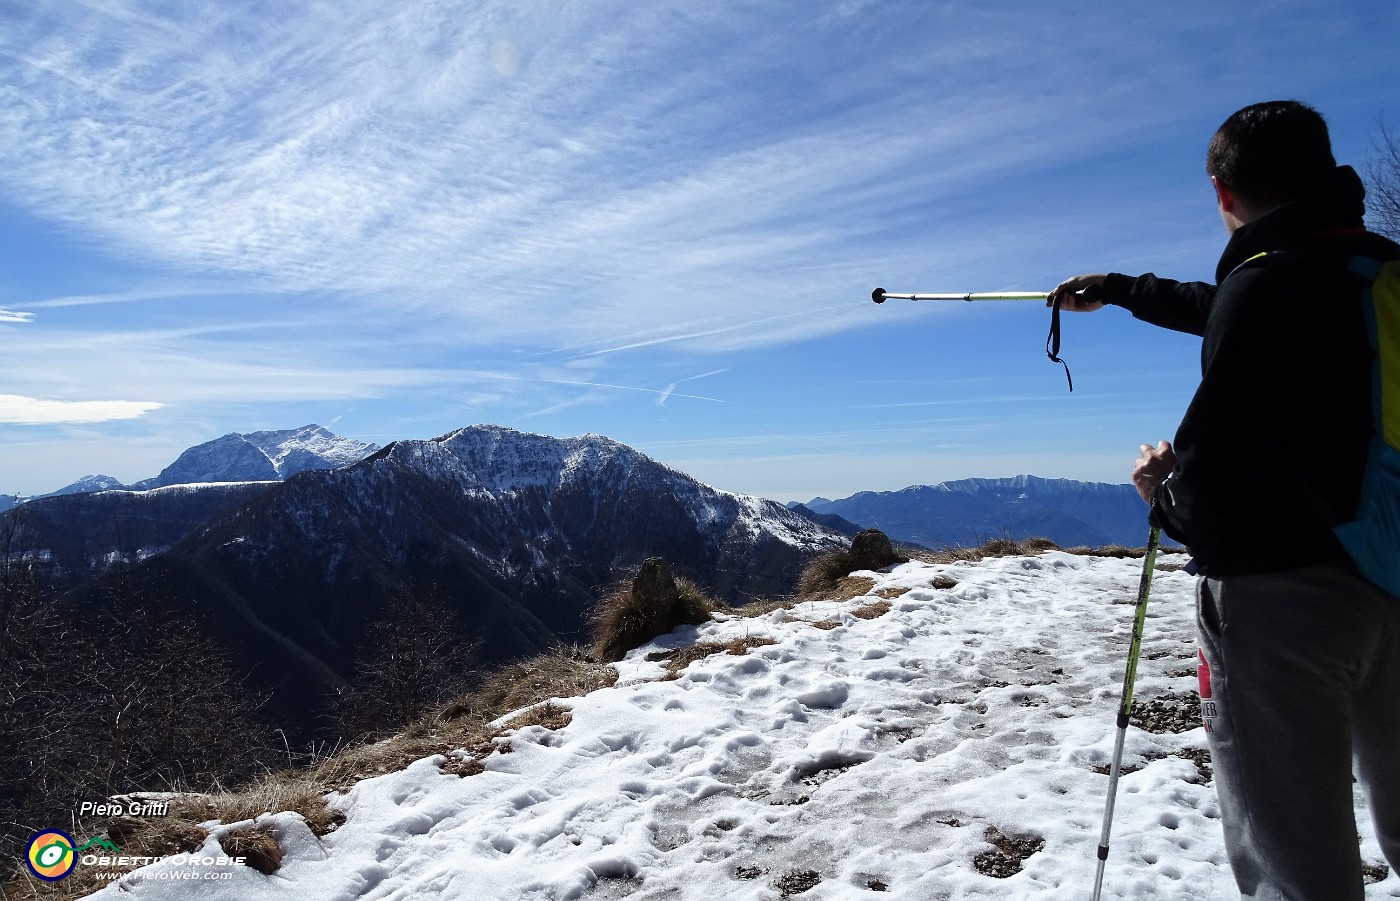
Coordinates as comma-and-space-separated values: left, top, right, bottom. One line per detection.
0, 394, 161, 424
0, 310, 35, 323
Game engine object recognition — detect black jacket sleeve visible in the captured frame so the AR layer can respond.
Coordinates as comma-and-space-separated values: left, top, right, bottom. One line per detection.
1101, 272, 1215, 337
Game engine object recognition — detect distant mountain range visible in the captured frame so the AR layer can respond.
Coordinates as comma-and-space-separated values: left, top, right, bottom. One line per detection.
9, 425, 844, 736
802, 475, 1173, 549
5, 426, 378, 508
7, 425, 1180, 738
130, 424, 379, 489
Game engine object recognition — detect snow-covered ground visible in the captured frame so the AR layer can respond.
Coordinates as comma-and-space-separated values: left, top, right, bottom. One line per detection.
92, 550, 1397, 900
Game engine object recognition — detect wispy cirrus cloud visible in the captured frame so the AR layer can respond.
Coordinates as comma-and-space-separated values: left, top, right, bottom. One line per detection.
0, 310, 35, 323
0, 1, 1230, 354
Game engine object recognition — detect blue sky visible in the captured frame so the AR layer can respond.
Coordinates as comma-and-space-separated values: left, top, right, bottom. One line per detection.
2, 1, 1398, 501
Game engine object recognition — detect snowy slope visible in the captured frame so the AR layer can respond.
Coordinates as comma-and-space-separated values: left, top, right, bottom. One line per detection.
89, 551, 1397, 901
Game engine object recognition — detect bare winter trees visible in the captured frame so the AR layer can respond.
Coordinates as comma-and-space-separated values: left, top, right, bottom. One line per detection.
334, 589, 480, 740
1367, 124, 1400, 241
0, 511, 273, 862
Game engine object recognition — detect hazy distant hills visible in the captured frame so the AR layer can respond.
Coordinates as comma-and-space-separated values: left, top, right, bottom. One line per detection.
803, 475, 1171, 549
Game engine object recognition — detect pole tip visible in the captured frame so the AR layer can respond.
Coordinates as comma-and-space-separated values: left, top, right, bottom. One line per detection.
871, 288, 886, 304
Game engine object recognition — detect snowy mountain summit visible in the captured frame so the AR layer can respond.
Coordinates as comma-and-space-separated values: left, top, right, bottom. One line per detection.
85, 548, 1398, 900
134, 425, 378, 488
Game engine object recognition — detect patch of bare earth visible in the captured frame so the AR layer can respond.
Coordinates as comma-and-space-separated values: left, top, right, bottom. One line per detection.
972, 827, 1045, 878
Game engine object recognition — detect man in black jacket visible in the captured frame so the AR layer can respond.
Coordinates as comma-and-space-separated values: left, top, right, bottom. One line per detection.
1052, 101, 1399, 899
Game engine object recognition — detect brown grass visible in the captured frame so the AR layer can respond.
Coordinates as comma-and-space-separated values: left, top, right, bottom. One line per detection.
219, 825, 283, 875
589, 576, 716, 663
795, 529, 911, 600
796, 544, 908, 599
1062, 544, 1139, 558
826, 575, 876, 600
650, 637, 777, 680
850, 599, 893, 619
472, 647, 619, 716
723, 597, 799, 619
907, 536, 1061, 565
497, 701, 573, 732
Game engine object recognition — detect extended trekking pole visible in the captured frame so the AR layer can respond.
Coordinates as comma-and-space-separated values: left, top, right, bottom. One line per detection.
870, 284, 1102, 390
871, 288, 1051, 303
1090, 524, 1162, 901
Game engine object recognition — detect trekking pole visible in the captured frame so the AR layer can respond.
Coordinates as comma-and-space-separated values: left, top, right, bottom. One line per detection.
869, 285, 1101, 391
871, 288, 1050, 303
1091, 524, 1161, 901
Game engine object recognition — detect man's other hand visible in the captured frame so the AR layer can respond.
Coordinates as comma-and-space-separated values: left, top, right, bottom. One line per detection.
1133, 440, 1176, 504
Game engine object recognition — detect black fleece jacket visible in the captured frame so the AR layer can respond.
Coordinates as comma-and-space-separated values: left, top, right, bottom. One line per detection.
1101, 166, 1400, 576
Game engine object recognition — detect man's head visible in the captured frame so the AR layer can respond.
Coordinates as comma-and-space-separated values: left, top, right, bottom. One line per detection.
1206, 100, 1336, 231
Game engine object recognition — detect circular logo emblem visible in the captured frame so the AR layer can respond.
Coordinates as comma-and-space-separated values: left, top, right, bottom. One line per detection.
25, 830, 77, 881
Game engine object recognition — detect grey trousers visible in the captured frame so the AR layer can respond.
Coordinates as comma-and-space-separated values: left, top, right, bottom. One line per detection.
1197, 562, 1400, 900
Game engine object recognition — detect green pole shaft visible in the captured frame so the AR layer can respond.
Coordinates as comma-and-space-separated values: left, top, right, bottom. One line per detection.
1091, 525, 1162, 901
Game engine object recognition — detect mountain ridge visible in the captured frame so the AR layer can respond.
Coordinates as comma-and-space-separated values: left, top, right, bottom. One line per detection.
24, 425, 845, 738
806, 474, 1171, 549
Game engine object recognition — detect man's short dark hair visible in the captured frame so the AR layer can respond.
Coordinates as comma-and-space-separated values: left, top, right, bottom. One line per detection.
1206, 100, 1336, 204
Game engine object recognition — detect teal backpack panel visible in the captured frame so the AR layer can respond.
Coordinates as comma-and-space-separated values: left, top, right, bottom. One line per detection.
1333, 256, 1400, 598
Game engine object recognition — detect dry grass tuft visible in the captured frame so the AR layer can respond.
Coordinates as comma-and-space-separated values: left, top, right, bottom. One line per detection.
195, 770, 349, 833
908, 536, 1061, 566
723, 597, 799, 619
651, 637, 778, 680
796, 550, 863, 598
827, 575, 876, 600
850, 599, 893, 620
1062, 544, 1139, 558
219, 825, 283, 875
473, 647, 619, 716
797, 530, 909, 600
498, 701, 572, 732
590, 561, 717, 662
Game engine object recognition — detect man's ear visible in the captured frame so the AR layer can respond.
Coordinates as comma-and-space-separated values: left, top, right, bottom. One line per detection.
1211, 175, 1236, 214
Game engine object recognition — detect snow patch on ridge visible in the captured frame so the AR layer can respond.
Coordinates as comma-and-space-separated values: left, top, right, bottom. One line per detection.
91, 549, 1399, 900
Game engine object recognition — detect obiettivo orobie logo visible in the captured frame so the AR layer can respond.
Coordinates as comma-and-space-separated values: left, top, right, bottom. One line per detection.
25, 830, 77, 881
